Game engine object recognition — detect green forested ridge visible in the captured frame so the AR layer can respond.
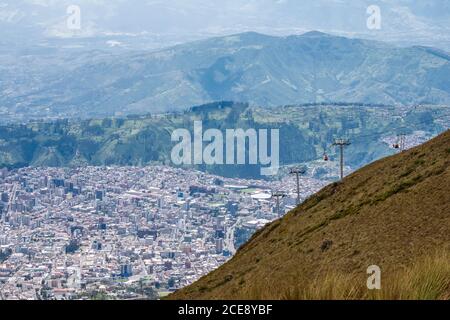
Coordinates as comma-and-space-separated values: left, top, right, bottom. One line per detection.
0, 102, 448, 178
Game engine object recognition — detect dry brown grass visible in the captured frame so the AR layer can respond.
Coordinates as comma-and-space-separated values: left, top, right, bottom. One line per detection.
235, 251, 450, 300
370, 251, 450, 300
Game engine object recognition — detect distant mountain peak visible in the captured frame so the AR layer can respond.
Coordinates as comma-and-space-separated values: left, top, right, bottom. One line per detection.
300, 30, 330, 37
222, 31, 276, 42
237, 31, 269, 37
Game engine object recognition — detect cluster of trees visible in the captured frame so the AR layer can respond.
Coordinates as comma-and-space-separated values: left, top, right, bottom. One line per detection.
0, 248, 12, 263
65, 239, 81, 254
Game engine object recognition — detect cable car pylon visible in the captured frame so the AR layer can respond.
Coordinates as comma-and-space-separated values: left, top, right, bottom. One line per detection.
333, 138, 351, 180
272, 191, 287, 218
289, 167, 306, 205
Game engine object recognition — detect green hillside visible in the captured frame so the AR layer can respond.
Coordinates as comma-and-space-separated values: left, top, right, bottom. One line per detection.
0, 102, 448, 179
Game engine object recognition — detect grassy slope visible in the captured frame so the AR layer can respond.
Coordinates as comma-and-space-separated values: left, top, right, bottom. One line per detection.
170, 130, 450, 300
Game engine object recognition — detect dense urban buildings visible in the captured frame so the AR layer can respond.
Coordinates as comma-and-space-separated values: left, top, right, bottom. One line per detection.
0, 165, 327, 300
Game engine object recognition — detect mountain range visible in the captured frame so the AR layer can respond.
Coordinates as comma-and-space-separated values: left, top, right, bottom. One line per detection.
1, 31, 450, 122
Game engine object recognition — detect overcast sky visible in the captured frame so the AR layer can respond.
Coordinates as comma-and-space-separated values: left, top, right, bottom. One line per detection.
1, 0, 450, 49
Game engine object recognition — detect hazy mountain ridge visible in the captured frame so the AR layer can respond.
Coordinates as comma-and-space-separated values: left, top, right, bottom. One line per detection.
1, 32, 450, 122
2, 1, 450, 50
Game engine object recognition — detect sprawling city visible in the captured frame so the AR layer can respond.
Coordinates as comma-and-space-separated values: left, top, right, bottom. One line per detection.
1, 0, 449, 310
0, 165, 328, 300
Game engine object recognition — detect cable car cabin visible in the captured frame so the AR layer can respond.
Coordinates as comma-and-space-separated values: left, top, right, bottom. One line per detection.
323, 154, 329, 161
393, 144, 400, 149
